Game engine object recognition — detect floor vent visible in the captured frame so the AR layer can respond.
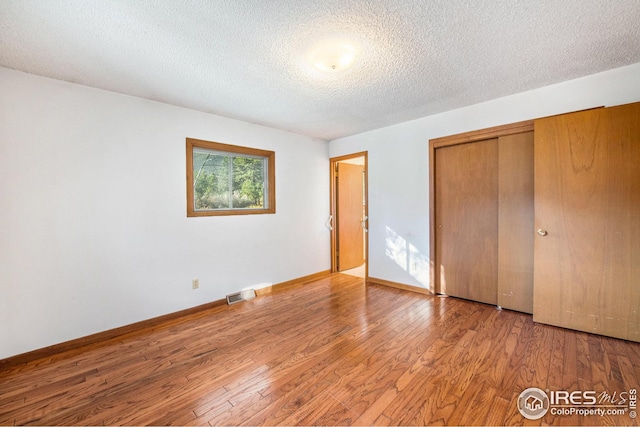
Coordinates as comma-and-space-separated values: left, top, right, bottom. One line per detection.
226, 289, 256, 305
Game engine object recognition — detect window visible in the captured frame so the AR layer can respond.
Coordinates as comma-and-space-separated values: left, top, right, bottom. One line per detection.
186, 138, 275, 216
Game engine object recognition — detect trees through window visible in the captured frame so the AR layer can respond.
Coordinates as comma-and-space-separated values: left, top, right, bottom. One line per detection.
187, 138, 275, 216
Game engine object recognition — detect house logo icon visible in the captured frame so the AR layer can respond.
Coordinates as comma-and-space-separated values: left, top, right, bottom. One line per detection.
518, 388, 549, 420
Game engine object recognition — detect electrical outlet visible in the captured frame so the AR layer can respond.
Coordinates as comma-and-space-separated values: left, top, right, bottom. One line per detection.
192, 279, 199, 290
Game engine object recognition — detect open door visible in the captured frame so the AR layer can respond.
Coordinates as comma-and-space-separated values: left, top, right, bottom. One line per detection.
330, 153, 368, 275
337, 162, 365, 271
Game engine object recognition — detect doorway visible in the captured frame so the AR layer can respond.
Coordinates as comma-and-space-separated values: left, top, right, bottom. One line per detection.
330, 152, 368, 278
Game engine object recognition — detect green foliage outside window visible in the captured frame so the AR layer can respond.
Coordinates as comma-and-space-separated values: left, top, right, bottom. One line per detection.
193, 151, 266, 210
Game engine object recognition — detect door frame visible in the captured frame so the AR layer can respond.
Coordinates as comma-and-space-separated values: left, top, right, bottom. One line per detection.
330, 152, 369, 277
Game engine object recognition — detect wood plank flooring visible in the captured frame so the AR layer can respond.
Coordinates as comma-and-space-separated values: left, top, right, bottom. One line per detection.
1, 274, 639, 426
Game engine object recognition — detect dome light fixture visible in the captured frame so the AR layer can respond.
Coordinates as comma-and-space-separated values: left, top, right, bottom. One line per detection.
307, 40, 357, 73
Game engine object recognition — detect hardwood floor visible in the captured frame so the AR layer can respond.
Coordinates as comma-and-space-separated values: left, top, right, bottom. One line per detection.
1, 274, 639, 426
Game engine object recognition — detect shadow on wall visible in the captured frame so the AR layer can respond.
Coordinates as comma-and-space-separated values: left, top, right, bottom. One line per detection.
384, 226, 431, 290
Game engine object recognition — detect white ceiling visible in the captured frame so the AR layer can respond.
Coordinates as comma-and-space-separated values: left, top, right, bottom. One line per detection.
1, 0, 639, 140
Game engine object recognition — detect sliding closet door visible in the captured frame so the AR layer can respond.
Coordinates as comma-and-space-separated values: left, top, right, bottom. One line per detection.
435, 139, 499, 305
498, 132, 534, 313
534, 103, 640, 342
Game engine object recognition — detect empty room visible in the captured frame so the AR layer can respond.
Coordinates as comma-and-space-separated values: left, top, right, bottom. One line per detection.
1, 1, 639, 426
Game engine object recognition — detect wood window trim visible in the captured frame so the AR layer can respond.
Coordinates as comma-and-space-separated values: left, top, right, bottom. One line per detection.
186, 138, 275, 217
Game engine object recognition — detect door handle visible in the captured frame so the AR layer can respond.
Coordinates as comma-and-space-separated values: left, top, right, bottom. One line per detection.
325, 215, 333, 231
537, 228, 548, 236
361, 216, 368, 233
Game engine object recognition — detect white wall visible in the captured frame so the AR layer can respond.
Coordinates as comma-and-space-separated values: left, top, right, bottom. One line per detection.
0, 67, 330, 360
330, 62, 640, 291
3, 62, 639, 360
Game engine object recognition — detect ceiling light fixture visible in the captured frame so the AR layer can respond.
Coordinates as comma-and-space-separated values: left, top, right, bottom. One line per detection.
307, 41, 357, 73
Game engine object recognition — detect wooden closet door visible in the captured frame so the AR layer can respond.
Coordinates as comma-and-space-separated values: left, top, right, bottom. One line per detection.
498, 132, 534, 313
534, 103, 640, 342
435, 139, 499, 305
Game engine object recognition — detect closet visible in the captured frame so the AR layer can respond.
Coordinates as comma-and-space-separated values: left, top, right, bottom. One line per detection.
533, 103, 640, 342
431, 126, 534, 313
430, 102, 640, 342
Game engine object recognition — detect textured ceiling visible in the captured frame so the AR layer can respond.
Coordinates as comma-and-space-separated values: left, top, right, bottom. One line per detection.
1, 0, 639, 140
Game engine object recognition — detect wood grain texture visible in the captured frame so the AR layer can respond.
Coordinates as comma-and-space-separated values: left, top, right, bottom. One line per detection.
0, 298, 226, 370
337, 162, 365, 271
367, 276, 432, 295
1, 273, 638, 425
534, 102, 640, 342
435, 139, 499, 304
431, 120, 534, 148
430, 123, 532, 297
498, 131, 534, 313
1, 271, 331, 370
254, 270, 332, 296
